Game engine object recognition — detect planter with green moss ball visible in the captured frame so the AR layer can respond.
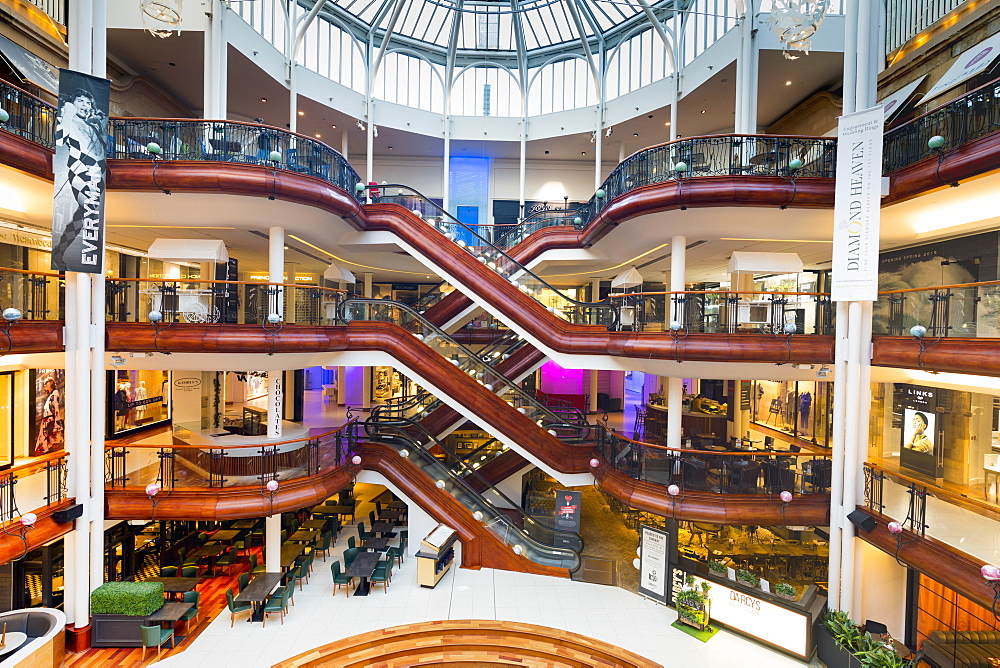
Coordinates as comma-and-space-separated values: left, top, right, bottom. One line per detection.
91, 581, 166, 647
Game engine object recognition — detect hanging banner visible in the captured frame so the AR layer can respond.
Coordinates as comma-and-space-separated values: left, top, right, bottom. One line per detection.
638, 524, 670, 604
923, 31, 1000, 101
51, 68, 110, 273
831, 105, 884, 301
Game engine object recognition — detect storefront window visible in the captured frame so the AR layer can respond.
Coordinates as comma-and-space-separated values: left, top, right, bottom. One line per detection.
107, 370, 170, 438
750, 380, 831, 447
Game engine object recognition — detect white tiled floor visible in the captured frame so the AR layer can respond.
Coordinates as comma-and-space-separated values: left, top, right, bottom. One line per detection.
157, 518, 820, 667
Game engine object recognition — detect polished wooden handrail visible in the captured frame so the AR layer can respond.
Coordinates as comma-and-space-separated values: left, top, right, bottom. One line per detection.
887, 76, 1000, 135
111, 116, 348, 154
1, 451, 67, 480
865, 461, 1000, 518
608, 289, 830, 299
606, 428, 827, 457
615, 132, 833, 166
0, 266, 63, 279
107, 421, 355, 451
877, 278, 1000, 295
109, 276, 346, 292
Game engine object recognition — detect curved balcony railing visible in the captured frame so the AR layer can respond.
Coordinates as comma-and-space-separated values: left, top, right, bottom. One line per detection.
596, 426, 831, 495
874, 279, 1000, 338
609, 289, 834, 335
0, 267, 63, 321
105, 422, 355, 489
351, 416, 582, 569
0, 452, 69, 523
576, 134, 837, 226
494, 207, 581, 249
0, 80, 363, 203
883, 78, 1000, 174
104, 277, 345, 325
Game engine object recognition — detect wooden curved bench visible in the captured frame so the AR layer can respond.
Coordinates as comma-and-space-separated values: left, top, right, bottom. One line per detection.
273, 619, 662, 668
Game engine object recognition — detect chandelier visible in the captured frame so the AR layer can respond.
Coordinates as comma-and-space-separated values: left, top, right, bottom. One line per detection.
141, 0, 183, 38
768, 0, 831, 60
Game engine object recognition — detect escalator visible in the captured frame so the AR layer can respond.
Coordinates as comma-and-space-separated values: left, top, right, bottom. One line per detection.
351, 416, 582, 569
364, 186, 834, 366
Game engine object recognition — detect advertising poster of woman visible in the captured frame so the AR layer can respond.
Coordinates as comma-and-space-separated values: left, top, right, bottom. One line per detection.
32, 369, 65, 455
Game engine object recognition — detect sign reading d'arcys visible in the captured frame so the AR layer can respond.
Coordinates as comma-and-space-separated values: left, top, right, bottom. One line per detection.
51, 68, 110, 273
831, 105, 884, 302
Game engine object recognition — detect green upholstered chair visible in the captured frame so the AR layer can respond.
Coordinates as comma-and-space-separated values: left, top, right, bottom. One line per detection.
331, 560, 353, 596
140, 624, 174, 660
226, 588, 251, 626
160, 565, 178, 577
179, 590, 200, 628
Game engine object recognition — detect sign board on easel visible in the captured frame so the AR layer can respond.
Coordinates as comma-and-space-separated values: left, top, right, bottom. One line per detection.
638, 525, 670, 604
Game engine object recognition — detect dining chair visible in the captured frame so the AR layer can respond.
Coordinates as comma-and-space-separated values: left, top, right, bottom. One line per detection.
262, 587, 288, 627
180, 566, 199, 578
179, 590, 200, 629
344, 547, 358, 569
368, 510, 377, 526
160, 565, 178, 577
140, 624, 174, 659
237, 572, 250, 592
292, 561, 309, 591
215, 546, 236, 576
226, 588, 252, 627
315, 533, 332, 561
331, 560, 353, 596
370, 562, 390, 593
357, 522, 374, 541
347, 536, 356, 549
249, 553, 266, 574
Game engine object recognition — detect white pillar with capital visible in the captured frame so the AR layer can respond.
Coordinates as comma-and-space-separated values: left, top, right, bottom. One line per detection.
667, 236, 686, 449
268, 228, 285, 438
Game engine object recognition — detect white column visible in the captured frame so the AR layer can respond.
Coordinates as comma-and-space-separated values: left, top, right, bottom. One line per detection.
589, 370, 599, 414
735, 7, 758, 133
519, 119, 526, 219
204, 0, 228, 118
269, 227, 284, 318
341, 130, 349, 158
667, 235, 686, 449
443, 116, 451, 214
90, 272, 105, 593
362, 273, 373, 410
265, 513, 282, 572
71, 274, 92, 626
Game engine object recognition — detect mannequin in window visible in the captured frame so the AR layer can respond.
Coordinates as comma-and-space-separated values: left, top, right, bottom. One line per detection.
134, 380, 148, 423
114, 382, 129, 432
799, 391, 812, 434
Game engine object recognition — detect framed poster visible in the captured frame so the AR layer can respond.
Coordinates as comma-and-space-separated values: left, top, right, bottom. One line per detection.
638, 524, 670, 604
896, 384, 940, 478
30, 369, 65, 456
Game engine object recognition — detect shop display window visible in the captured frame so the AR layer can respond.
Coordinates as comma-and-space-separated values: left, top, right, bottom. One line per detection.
750, 379, 831, 447
107, 370, 170, 438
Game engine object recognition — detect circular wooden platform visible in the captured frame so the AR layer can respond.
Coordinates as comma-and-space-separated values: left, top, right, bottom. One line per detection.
273, 619, 662, 668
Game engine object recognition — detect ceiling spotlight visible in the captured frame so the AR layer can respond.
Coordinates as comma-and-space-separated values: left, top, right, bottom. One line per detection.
581, 151, 587, 156
373, 125, 379, 137
544, 150, 549, 154
356, 120, 366, 131
331, 124, 337, 128
785, 81, 793, 85
700, 110, 706, 114
605, 127, 613, 137
388, 146, 393, 150
298, 110, 304, 116
633, 133, 639, 137
260, 97, 267, 102
664, 121, 671, 126
590, 130, 596, 143
315, 133, 321, 138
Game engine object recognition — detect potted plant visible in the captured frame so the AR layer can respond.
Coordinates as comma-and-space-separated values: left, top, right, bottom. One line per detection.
818, 609, 914, 668
774, 582, 798, 601
675, 577, 711, 631
735, 568, 760, 588
90, 581, 166, 647
707, 560, 727, 577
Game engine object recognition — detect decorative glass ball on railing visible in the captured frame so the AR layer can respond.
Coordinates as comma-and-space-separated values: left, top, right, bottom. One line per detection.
589, 458, 600, 468
783, 322, 797, 334
927, 135, 946, 150
146, 142, 162, 155
669, 321, 683, 332
512, 545, 523, 555
435, 480, 446, 489
267, 313, 281, 324
355, 182, 365, 191
982, 564, 1000, 581
20, 512, 36, 527
789, 158, 803, 170
779, 490, 793, 503
887, 521, 902, 535
148, 310, 163, 323
673, 161, 688, 173
909, 324, 927, 338
595, 189, 606, 198
2, 308, 21, 322
399, 449, 409, 457
265, 479, 279, 493
473, 511, 483, 521
145, 482, 161, 497
351, 455, 362, 465
667, 484, 680, 496
0, 109, 9, 123
269, 150, 282, 162
573, 216, 583, 225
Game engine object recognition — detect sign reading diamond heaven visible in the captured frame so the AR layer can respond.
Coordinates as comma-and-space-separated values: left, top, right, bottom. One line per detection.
831, 105, 884, 301
51, 69, 110, 273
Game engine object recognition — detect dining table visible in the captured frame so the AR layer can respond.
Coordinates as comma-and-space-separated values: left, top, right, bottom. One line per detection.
234, 573, 283, 622
146, 601, 193, 635
288, 528, 317, 544
360, 537, 391, 552
281, 543, 304, 572
379, 509, 403, 523
187, 543, 227, 576
344, 552, 381, 596
211, 529, 242, 543
231, 519, 257, 530
387, 500, 407, 510
369, 521, 397, 537
142, 577, 201, 599
301, 519, 328, 531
